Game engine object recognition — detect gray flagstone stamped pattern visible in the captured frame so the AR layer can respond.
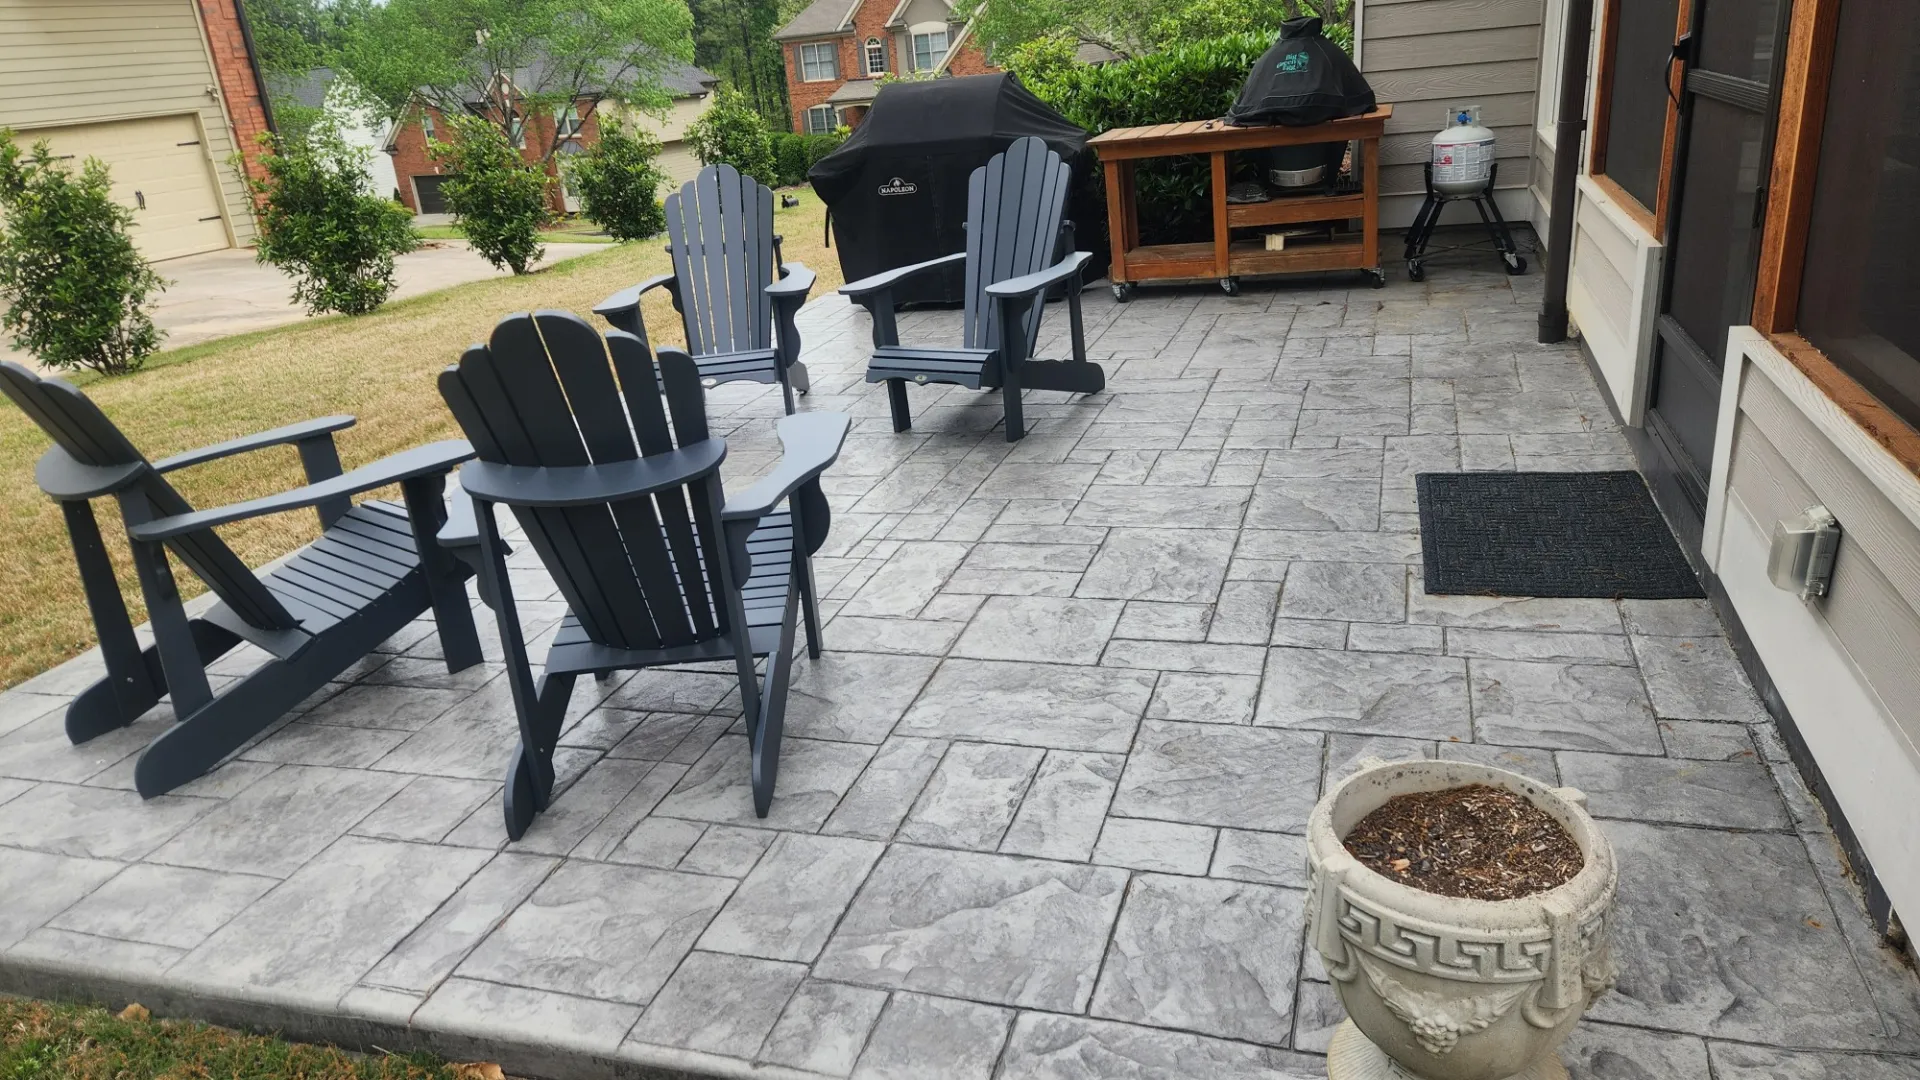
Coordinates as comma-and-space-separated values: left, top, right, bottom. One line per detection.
2, 277, 1917, 1079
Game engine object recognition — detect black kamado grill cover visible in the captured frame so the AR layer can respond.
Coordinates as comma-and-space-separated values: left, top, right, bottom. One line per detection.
1227, 16, 1376, 127
809, 73, 1101, 305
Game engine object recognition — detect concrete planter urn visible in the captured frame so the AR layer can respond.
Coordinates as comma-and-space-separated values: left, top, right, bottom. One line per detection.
1305, 761, 1618, 1080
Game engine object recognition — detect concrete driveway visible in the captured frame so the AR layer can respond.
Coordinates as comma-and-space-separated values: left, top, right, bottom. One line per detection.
1, 240, 600, 370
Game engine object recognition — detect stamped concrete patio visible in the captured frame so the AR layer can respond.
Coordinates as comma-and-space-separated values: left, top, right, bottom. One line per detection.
3, 265, 1919, 1079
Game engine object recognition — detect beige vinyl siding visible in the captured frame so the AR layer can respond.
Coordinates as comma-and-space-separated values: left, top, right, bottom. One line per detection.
0, 0, 251, 250
1361, 0, 1545, 200
1726, 370, 1920, 817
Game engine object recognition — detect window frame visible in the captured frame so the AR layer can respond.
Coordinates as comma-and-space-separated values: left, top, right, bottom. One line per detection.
799, 41, 840, 82
805, 104, 839, 135
1586, 0, 1689, 236
421, 107, 436, 142
865, 37, 887, 76
911, 29, 948, 72
555, 103, 584, 140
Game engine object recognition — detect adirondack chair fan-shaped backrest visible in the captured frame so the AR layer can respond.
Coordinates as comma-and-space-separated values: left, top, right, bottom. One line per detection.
667, 164, 779, 357
438, 311, 735, 654
0, 363, 299, 633
960, 137, 1074, 359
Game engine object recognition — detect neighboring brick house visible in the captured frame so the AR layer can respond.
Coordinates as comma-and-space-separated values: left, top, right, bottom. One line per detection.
0, 0, 275, 260
385, 61, 719, 216
773, 0, 996, 135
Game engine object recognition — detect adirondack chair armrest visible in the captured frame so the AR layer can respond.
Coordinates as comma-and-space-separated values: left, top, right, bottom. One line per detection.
983, 250, 1092, 301
127, 440, 476, 541
151, 415, 357, 473
34, 449, 150, 501
593, 274, 680, 339
721, 412, 850, 524
768, 263, 815, 301
839, 252, 967, 299
457, 438, 727, 509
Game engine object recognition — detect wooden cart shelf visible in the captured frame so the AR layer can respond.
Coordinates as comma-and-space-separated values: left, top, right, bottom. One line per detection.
1089, 106, 1392, 298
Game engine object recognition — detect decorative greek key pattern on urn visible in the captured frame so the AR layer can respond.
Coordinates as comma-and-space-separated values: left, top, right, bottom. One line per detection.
1332, 901, 1554, 984
1359, 954, 1529, 1056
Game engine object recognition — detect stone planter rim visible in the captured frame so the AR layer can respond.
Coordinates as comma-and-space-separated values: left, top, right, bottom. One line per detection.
1307, 759, 1615, 920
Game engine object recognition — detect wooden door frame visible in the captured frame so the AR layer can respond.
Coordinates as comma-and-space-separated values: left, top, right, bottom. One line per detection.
1586, 0, 1690, 237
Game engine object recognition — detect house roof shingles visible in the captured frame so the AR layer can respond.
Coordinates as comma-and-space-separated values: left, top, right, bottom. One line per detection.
773, 0, 860, 41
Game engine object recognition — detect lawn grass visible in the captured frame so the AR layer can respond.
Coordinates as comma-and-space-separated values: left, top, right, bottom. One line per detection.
0, 187, 840, 689
415, 217, 618, 244
0, 998, 462, 1079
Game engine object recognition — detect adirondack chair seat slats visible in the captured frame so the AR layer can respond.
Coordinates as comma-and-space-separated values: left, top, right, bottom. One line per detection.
693, 348, 783, 385
439, 312, 847, 838
0, 361, 483, 798
841, 137, 1103, 441
868, 347, 997, 390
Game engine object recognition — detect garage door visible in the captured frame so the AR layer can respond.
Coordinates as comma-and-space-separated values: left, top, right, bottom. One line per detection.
31, 115, 230, 262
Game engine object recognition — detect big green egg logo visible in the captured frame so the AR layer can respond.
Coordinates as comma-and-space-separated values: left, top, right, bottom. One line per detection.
1276, 52, 1310, 73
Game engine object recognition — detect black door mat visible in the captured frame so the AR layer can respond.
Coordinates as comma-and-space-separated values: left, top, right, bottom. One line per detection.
1415, 471, 1705, 599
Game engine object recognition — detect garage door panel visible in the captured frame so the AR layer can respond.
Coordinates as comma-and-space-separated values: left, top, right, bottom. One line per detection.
30, 114, 229, 261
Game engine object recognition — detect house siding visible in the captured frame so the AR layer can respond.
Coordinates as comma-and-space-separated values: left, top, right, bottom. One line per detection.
0, 0, 261, 244
1360, 0, 1545, 227
1706, 331, 1920, 932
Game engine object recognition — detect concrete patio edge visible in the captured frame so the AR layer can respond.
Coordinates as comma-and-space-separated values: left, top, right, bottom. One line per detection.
0, 951, 798, 1080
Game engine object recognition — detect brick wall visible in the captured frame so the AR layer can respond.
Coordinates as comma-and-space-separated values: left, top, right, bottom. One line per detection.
390, 99, 603, 214
199, 0, 271, 181
783, 36, 857, 134
944, 38, 995, 77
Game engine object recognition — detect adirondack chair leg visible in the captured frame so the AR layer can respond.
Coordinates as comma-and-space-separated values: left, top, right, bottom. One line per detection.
59, 499, 165, 742
127, 538, 216, 723
471, 495, 572, 839
402, 474, 483, 673
789, 361, 810, 395
779, 370, 798, 416
886, 379, 912, 433
750, 591, 799, 818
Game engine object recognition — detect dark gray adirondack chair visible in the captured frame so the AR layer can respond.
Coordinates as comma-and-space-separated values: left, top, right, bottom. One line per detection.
841, 136, 1105, 442
436, 311, 849, 839
0, 361, 481, 797
593, 164, 816, 412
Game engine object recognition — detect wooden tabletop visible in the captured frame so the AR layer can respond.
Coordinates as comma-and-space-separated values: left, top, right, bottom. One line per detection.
1088, 106, 1392, 160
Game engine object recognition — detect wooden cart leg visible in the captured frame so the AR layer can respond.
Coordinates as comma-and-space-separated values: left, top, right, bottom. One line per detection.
1103, 158, 1129, 296
1363, 135, 1383, 287
1211, 150, 1231, 285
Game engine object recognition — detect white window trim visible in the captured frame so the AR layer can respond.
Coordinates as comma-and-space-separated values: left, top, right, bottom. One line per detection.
865, 37, 886, 76
909, 27, 949, 72
805, 104, 839, 134
555, 103, 584, 140
1535, 0, 1569, 150
799, 41, 840, 82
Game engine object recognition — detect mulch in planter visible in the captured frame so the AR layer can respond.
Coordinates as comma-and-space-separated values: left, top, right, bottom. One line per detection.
1342, 784, 1584, 901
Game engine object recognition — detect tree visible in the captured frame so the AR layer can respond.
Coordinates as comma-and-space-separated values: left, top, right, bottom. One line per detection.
0, 134, 166, 376
251, 122, 419, 315
431, 115, 552, 275
340, 0, 696, 165
566, 120, 669, 241
962, 0, 1350, 61
249, 0, 371, 76
684, 87, 777, 186
690, 0, 789, 129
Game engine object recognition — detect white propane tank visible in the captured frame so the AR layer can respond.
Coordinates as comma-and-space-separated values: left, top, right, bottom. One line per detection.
1431, 109, 1496, 195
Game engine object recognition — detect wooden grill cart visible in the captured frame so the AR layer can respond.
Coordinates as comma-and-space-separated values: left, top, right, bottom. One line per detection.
1088, 105, 1392, 299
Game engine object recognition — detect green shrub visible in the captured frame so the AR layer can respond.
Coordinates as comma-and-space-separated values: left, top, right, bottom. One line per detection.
770, 130, 847, 187
684, 88, 776, 187
250, 123, 419, 315
1026, 31, 1281, 244
430, 115, 551, 274
0, 133, 167, 375
566, 120, 668, 241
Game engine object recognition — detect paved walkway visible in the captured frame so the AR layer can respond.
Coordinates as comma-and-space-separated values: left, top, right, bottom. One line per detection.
2, 267, 1919, 1079
0, 241, 601, 369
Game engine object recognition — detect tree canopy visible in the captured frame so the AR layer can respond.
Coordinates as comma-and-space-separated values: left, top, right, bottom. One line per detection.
961, 0, 1350, 62
338, 0, 696, 161
689, 0, 789, 129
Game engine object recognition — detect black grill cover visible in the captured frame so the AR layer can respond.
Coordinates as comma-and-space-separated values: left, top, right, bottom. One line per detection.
1227, 17, 1376, 127
808, 73, 1100, 305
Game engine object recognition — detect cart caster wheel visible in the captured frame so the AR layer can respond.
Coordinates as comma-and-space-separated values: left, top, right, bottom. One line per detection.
1219, 277, 1241, 296
1366, 269, 1387, 289
1504, 253, 1528, 275
1110, 282, 1134, 302
1406, 260, 1425, 283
